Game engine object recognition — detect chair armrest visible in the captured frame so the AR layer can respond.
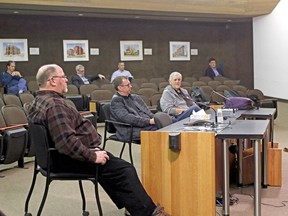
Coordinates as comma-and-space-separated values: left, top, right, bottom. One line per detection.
105, 119, 132, 127
0, 123, 28, 131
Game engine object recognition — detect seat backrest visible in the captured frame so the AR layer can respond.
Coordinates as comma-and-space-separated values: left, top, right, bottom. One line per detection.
138, 88, 159, 99
79, 84, 99, 96
0, 98, 5, 109
2, 94, 22, 107
158, 82, 169, 89
27, 80, 39, 94
100, 84, 115, 93
67, 84, 80, 94
28, 123, 50, 169
247, 89, 265, 100
0, 111, 28, 164
216, 85, 231, 92
150, 93, 162, 107
90, 89, 114, 101
184, 77, 197, 84
19, 92, 35, 105
192, 81, 206, 87
154, 112, 172, 128
208, 80, 222, 90
181, 81, 191, 87
1, 105, 28, 126
140, 82, 158, 90
214, 76, 229, 83
198, 76, 212, 84
149, 77, 166, 84
101, 103, 116, 133
138, 94, 151, 107
132, 78, 148, 86
223, 80, 240, 88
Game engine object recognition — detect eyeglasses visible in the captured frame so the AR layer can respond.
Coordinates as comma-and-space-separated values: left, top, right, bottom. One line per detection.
52, 75, 67, 79
47, 75, 67, 81
120, 83, 131, 87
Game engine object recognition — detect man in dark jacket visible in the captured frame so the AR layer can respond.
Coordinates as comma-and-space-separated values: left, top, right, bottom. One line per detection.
204, 57, 223, 79
110, 76, 157, 140
71, 64, 106, 89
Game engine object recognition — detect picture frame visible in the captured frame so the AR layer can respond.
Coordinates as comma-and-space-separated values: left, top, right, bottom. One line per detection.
0, 38, 28, 62
169, 41, 190, 61
120, 40, 143, 61
63, 40, 89, 61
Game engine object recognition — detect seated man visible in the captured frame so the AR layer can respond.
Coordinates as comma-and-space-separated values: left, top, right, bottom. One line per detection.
110, 76, 157, 140
110, 62, 133, 83
204, 57, 223, 79
71, 64, 106, 89
160, 72, 201, 122
0, 60, 27, 95
28, 64, 169, 216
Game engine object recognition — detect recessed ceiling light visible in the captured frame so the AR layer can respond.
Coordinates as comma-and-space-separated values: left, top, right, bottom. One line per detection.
184, 18, 189, 21
135, 16, 140, 19
227, 19, 232, 22
13, 11, 19, 14
78, 14, 84, 16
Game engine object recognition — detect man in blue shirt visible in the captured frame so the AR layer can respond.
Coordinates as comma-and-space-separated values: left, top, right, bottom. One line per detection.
110, 62, 133, 83
0, 60, 27, 95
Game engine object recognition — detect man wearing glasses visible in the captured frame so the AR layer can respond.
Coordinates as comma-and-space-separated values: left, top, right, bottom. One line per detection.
28, 64, 169, 216
110, 76, 157, 141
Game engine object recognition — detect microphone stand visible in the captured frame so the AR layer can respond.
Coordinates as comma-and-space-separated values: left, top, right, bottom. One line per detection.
211, 90, 235, 113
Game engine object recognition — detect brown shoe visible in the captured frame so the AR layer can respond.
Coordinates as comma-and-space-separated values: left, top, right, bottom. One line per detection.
151, 203, 170, 216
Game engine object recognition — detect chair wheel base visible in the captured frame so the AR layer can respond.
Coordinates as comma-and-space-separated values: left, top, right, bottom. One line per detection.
82, 211, 89, 216
24, 213, 32, 216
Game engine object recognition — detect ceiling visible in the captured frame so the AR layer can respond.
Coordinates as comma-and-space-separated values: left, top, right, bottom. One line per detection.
0, 0, 280, 22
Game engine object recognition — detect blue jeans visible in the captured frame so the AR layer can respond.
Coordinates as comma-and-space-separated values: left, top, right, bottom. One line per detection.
173, 104, 201, 122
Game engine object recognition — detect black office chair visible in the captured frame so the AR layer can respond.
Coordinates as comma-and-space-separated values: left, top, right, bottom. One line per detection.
102, 103, 140, 165
24, 123, 102, 216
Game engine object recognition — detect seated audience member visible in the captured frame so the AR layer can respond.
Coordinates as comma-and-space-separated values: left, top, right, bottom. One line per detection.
0, 60, 27, 95
71, 64, 106, 89
28, 64, 169, 216
160, 72, 201, 122
204, 57, 223, 79
110, 62, 133, 83
110, 76, 157, 140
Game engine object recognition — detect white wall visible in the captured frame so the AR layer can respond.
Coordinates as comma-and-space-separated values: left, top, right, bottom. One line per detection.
253, 0, 288, 100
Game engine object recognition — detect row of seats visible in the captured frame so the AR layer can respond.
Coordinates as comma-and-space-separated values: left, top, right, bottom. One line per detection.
0, 105, 32, 169
0, 93, 97, 170
25, 76, 236, 92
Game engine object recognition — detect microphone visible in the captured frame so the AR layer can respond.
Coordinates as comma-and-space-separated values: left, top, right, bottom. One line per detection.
196, 102, 218, 126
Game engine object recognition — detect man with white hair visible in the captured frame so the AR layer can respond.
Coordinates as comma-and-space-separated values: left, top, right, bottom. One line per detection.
160, 71, 201, 122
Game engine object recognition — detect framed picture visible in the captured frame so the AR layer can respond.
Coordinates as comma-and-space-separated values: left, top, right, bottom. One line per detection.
63, 40, 89, 61
169, 41, 190, 61
0, 38, 28, 62
120, 40, 143, 61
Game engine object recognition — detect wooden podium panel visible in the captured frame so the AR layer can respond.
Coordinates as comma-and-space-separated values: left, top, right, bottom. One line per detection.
141, 131, 216, 216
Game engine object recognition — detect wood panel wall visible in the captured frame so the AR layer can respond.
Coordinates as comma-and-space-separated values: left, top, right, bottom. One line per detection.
0, 14, 253, 88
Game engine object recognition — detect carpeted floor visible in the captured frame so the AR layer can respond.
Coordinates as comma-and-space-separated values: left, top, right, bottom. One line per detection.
1, 101, 288, 216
